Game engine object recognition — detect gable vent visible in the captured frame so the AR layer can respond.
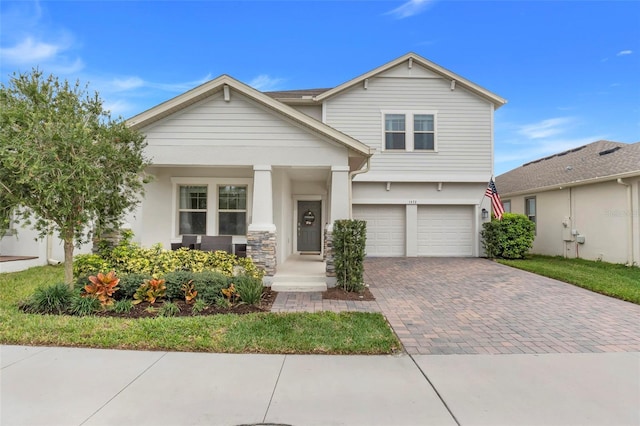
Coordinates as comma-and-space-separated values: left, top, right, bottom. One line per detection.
598, 146, 622, 156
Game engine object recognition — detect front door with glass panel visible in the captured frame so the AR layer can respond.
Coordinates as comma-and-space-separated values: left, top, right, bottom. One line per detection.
297, 201, 321, 252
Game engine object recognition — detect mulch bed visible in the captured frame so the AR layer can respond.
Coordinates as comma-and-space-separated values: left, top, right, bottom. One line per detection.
96, 288, 278, 319
322, 286, 376, 301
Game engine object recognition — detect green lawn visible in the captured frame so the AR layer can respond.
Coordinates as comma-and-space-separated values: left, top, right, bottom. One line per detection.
0, 265, 401, 354
497, 255, 640, 304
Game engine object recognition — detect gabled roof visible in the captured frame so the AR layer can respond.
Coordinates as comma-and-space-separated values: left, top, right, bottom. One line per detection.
127, 75, 372, 158
264, 88, 330, 100
496, 140, 640, 196
313, 52, 507, 108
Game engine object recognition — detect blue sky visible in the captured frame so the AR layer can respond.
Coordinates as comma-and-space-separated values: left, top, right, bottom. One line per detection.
1, 0, 638, 175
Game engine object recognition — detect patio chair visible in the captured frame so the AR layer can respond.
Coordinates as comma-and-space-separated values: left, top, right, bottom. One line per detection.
200, 235, 233, 253
234, 244, 247, 258
171, 235, 199, 250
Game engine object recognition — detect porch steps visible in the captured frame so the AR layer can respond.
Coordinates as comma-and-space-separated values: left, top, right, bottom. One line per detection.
270, 274, 328, 292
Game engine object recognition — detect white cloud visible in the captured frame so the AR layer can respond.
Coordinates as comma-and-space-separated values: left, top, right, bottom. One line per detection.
0, 37, 62, 64
249, 74, 285, 91
617, 50, 632, 56
110, 77, 145, 91
148, 75, 212, 92
385, 0, 435, 19
517, 117, 574, 139
103, 99, 136, 118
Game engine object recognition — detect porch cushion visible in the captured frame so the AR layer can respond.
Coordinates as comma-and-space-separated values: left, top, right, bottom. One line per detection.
200, 236, 233, 253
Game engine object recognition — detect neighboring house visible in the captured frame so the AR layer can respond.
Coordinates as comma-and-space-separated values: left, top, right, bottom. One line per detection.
495, 140, 640, 266
0, 217, 92, 273
124, 52, 506, 285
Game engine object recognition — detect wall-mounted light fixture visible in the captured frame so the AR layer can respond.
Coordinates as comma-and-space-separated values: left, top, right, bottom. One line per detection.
481, 208, 489, 219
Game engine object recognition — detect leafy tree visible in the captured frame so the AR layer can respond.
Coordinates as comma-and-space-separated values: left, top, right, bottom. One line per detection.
481, 213, 535, 259
0, 69, 150, 285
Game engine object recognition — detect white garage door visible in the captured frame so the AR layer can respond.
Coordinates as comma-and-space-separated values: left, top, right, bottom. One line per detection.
418, 205, 473, 256
353, 205, 405, 257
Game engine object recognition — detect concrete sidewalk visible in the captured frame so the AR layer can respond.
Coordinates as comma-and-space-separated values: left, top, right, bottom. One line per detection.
2, 345, 639, 426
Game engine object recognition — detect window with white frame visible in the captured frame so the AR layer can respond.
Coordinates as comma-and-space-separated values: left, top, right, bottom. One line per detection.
525, 197, 536, 234
414, 114, 435, 150
502, 199, 511, 213
384, 112, 436, 151
218, 185, 247, 235
384, 114, 406, 150
178, 185, 207, 235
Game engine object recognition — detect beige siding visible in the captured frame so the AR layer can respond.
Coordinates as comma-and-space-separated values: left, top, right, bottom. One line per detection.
508, 180, 636, 264
324, 62, 493, 181
143, 91, 347, 167
290, 105, 322, 121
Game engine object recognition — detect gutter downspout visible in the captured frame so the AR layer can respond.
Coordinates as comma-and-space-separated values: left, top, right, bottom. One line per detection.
617, 178, 634, 266
46, 234, 61, 265
348, 156, 372, 219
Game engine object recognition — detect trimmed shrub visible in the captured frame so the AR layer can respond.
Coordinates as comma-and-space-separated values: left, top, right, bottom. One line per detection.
481, 213, 536, 259
74, 234, 264, 281
191, 271, 229, 303
164, 270, 197, 300
333, 219, 367, 292
116, 273, 153, 300
73, 254, 112, 277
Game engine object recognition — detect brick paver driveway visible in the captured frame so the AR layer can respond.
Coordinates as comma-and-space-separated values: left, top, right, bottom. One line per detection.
366, 258, 640, 355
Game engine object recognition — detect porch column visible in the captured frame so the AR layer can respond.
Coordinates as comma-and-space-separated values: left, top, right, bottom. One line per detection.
247, 165, 277, 279
325, 165, 350, 282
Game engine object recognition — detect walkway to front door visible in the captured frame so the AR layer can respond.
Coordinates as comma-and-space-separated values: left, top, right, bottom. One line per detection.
270, 258, 640, 355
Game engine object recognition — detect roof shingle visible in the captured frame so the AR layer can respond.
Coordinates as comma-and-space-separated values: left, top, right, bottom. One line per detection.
495, 140, 640, 195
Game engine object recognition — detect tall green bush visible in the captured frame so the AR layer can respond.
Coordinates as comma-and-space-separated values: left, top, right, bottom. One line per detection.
333, 219, 367, 292
481, 213, 535, 259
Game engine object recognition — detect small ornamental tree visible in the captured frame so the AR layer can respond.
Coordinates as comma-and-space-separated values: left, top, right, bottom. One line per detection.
0, 69, 150, 286
332, 219, 367, 292
481, 213, 535, 259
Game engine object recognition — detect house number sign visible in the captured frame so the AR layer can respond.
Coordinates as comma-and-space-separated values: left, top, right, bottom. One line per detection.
303, 210, 316, 226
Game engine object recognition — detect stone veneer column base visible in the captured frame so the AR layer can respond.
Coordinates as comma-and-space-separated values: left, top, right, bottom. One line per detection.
247, 230, 277, 278
324, 226, 336, 281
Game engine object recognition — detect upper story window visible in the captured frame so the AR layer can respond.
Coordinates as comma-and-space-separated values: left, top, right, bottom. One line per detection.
218, 185, 247, 236
414, 114, 435, 150
384, 114, 406, 150
502, 200, 511, 213
178, 185, 207, 235
383, 112, 437, 151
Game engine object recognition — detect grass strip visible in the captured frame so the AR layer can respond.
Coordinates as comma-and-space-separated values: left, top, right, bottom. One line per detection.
497, 255, 640, 304
0, 265, 401, 354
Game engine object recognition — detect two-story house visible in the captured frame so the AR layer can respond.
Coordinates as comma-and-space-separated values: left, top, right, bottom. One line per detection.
125, 52, 506, 289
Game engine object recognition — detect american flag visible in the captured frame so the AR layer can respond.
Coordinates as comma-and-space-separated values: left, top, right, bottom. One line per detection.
485, 179, 505, 220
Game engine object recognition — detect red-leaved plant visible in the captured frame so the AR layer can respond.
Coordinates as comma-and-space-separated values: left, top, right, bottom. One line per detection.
133, 278, 167, 305
85, 271, 120, 307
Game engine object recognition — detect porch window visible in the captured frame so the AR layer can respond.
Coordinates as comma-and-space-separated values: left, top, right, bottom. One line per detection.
502, 199, 511, 213
178, 185, 207, 235
218, 185, 247, 235
384, 114, 406, 150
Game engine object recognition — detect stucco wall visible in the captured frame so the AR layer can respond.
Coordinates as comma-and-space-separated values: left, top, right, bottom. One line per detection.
506, 179, 638, 264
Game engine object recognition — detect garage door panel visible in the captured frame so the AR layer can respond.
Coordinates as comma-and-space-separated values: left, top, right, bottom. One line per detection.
418, 206, 473, 256
353, 205, 405, 257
